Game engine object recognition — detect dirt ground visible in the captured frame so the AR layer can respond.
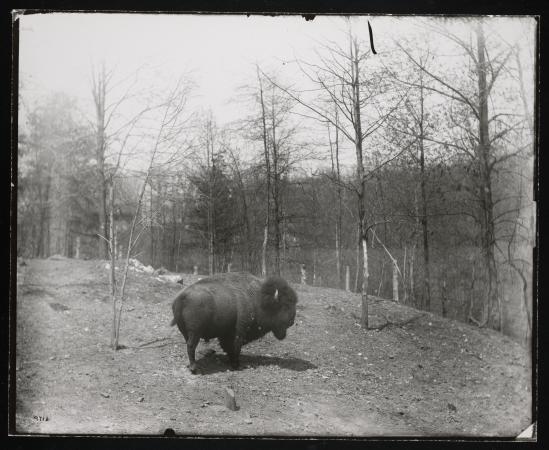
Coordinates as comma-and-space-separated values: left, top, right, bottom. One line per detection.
14, 258, 532, 437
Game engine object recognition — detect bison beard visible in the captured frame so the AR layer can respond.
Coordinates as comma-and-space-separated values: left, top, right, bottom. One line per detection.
170, 272, 298, 373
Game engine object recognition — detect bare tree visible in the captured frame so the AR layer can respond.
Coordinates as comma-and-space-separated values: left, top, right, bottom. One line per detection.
385, 54, 433, 311
90, 62, 151, 259
200, 114, 218, 276
250, 67, 302, 277
327, 106, 343, 288
502, 168, 532, 344
257, 67, 271, 277
396, 19, 527, 330
270, 83, 282, 275
91, 62, 110, 259
226, 146, 253, 272
109, 78, 192, 349
263, 25, 408, 328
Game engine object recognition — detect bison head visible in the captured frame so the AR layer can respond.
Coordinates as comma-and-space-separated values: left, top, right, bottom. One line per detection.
259, 276, 298, 340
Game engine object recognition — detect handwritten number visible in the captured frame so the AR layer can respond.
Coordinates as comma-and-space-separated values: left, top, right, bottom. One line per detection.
33, 415, 49, 421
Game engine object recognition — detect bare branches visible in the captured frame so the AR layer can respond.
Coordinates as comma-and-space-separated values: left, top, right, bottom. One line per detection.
261, 69, 356, 144
362, 144, 411, 183
107, 75, 193, 350
395, 43, 480, 120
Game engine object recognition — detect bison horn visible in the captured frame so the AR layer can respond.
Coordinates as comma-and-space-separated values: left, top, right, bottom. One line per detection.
274, 289, 278, 301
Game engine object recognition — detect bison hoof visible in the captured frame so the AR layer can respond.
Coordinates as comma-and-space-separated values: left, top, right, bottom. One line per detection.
188, 364, 199, 374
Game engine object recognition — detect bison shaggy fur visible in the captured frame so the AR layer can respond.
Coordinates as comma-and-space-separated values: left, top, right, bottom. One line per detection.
170, 272, 298, 373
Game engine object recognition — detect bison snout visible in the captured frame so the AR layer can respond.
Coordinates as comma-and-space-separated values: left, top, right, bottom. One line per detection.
273, 328, 287, 340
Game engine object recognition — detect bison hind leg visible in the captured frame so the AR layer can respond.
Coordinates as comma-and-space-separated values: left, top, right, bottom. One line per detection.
186, 332, 200, 374
176, 322, 188, 341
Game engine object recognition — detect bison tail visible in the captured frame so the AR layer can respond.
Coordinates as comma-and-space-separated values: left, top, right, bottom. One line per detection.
171, 293, 186, 327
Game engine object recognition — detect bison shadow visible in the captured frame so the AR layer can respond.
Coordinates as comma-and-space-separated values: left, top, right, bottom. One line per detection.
195, 351, 317, 375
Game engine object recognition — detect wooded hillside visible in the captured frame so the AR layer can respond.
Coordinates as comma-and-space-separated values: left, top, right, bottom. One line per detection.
17, 16, 536, 344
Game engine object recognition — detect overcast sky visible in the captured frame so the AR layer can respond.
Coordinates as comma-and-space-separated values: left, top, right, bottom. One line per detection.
18, 14, 381, 124
19, 13, 535, 114
17, 13, 536, 171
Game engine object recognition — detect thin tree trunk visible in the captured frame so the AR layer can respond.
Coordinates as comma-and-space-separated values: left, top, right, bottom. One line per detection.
75, 236, 81, 259
361, 236, 369, 327
149, 182, 155, 267
335, 225, 341, 288
38, 205, 46, 258
348, 35, 368, 328
372, 228, 402, 305
44, 173, 51, 258
175, 230, 182, 273
409, 244, 415, 306
476, 22, 499, 330
161, 185, 167, 268
377, 260, 385, 297
258, 67, 270, 278
227, 149, 252, 273
441, 279, 447, 318
109, 181, 117, 348
65, 223, 71, 258
282, 213, 287, 275
392, 260, 399, 303
354, 221, 360, 293
313, 249, 317, 286
241, 186, 251, 273
418, 70, 431, 312
39, 172, 52, 258
328, 109, 343, 288
507, 169, 532, 343
92, 63, 109, 259
244, 211, 252, 273
207, 122, 215, 276
99, 174, 108, 259
171, 199, 177, 271
261, 224, 268, 277
403, 246, 408, 303
271, 87, 281, 276
375, 171, 388, 243
335, 127, 342, 289
33, 184, 41, 257
513, 45, 533, 341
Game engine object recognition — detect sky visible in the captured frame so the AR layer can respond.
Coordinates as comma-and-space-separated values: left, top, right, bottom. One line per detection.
18, 14, 380, 125
17, 13, 537, 171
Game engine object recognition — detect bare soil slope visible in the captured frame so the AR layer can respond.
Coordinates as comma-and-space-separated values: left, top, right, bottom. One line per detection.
15, 258, 532, 436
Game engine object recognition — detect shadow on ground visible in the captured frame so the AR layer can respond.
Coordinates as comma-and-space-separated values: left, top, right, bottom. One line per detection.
194, 351, 317, 375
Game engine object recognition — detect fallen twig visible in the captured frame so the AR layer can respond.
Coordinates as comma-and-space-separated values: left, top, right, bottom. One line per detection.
136, 337, 175, 347
111, 337, 177, 349
134, 342, 174, 349
369, 313, 426, 331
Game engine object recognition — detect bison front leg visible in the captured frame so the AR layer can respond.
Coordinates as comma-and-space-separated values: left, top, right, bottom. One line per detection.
186, 332, 200, 374
219, 335, 241, 370
230, 335, 244, 370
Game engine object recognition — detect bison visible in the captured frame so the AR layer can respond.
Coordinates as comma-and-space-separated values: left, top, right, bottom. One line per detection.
170, 272, 298, 373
